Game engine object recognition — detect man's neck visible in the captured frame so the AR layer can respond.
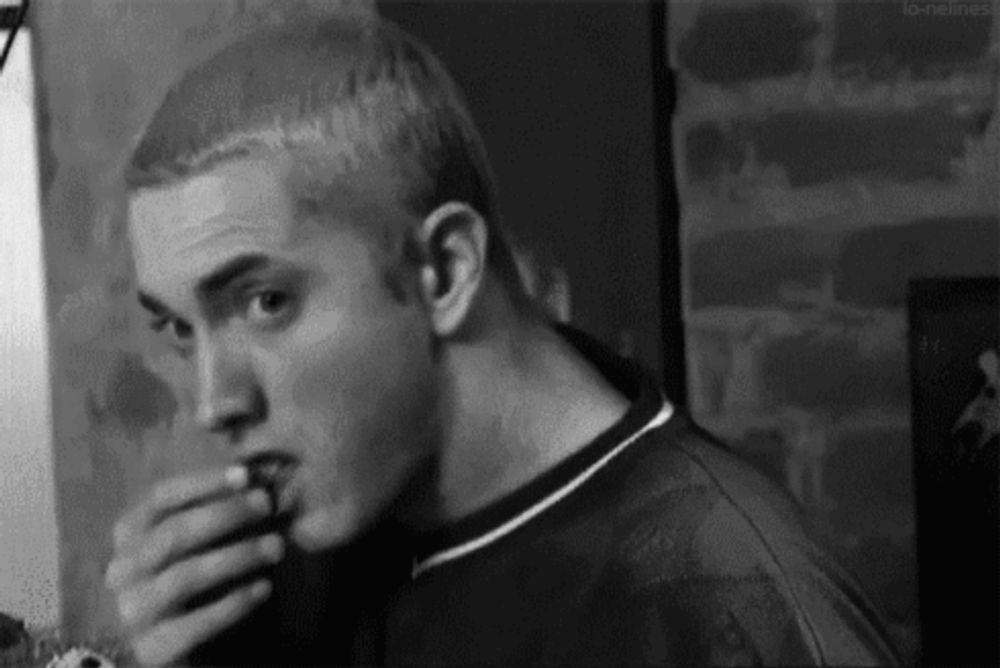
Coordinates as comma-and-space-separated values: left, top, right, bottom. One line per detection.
432, 315, 630, 525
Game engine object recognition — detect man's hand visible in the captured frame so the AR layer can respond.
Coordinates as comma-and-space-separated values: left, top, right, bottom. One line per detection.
105, 467, 285, 667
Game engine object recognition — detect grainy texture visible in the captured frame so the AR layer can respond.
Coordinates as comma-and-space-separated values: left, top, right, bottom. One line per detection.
27, 1, 998, 661
672, 1, 998, 661
30, 0, 373, 644
380, 0, 663, 376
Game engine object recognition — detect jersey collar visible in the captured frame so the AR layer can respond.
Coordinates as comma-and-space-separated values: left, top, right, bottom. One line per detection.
410, 324, 674, 578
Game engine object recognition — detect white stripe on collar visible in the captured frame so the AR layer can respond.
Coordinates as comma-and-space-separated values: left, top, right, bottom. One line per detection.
411, 396, 675, 579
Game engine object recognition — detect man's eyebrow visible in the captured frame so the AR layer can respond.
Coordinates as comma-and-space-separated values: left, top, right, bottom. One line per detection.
136, 254, 275, 318
196, 253, 273, 300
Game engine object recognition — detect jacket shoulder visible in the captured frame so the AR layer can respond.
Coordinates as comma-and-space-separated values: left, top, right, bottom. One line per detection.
589, 416, 901, 666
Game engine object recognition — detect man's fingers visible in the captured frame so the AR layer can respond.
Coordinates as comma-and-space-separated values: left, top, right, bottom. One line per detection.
107, 465, 273, 667
112, 466, 249, 553
117, 532, 284, 632
131, 578, 272, 667
107, 488, 273, 591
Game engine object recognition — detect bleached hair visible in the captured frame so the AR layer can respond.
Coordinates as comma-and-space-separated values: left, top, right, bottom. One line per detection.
126, 16, 524, 296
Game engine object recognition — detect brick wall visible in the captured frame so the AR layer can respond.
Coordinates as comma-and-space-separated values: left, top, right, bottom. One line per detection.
671, 0, 999, 660
27, 0, 998, 655
30, 0, 373, 644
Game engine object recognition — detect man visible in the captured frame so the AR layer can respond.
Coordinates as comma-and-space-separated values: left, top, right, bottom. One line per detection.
105, 15, 902, 667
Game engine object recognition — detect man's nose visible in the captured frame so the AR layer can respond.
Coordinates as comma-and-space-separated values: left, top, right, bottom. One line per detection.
194, 335, 265, 437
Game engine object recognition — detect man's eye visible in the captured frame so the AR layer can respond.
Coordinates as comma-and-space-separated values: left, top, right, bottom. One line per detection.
246, 290, 292, 322
150, 317, 193, 341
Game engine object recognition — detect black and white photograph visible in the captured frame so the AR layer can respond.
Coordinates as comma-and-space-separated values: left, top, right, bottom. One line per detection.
0, 0, 997, 666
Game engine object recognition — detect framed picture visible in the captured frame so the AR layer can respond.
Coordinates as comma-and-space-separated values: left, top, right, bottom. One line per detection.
908, 276, 998, 667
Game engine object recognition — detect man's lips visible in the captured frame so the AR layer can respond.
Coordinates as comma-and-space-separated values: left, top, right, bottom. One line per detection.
240, 452, 299, 514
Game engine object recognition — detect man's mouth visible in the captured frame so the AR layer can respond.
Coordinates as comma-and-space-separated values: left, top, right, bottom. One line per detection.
242, 452, 299, 514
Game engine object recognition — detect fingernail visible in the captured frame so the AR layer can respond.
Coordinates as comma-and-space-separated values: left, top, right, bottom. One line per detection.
226, 465, 249, 490
250, 579, 272, 599
259, 534, 284, 562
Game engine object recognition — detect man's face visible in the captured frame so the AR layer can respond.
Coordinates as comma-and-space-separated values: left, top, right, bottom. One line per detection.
128, 153, 439, 552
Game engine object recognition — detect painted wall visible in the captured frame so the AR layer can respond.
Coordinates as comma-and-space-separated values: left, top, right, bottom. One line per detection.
27, 0, 660, 646
28, 0, 373, 645
23, 1, 994, 661
671, 1, 998, 662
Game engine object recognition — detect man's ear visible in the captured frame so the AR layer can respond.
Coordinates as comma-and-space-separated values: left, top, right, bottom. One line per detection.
417, 201, 489, 337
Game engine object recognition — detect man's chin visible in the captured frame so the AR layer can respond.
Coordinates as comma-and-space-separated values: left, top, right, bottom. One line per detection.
287, 504, 362, 553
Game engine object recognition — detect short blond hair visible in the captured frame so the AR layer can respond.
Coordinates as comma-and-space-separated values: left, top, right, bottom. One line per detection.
126, 16, 523, 296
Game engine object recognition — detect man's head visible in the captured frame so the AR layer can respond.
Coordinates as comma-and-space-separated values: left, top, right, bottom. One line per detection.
127, 16, 524, 299
125, 17, 526, 552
